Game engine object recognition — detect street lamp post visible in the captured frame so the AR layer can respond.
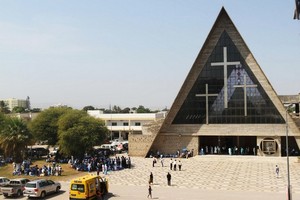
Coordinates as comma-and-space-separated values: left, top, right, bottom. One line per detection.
285, 105, 292, 200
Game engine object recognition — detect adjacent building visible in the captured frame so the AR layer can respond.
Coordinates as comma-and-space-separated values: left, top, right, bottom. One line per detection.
87, 110, 166, 140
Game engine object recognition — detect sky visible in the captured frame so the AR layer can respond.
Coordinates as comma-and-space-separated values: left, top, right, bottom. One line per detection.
0, 1, 299, 110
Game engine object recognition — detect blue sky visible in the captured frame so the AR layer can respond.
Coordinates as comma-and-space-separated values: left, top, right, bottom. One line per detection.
0, 1, 299, 110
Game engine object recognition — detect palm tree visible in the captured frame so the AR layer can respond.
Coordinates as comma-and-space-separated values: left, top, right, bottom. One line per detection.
0, 116, 33, 163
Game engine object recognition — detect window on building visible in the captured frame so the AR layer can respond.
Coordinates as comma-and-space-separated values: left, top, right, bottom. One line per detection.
112, 122, 117, 126
123, 122, 129, 126
135, 122, 141, 126
260, 138, 277, 155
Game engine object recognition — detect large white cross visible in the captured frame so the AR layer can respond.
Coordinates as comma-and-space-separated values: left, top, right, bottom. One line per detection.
195, 84, 218, 124
211, 47, 240, 108
233, 74, 257, 116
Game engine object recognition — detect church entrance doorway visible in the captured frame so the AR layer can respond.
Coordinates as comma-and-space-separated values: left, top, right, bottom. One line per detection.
199, 136, 257, 155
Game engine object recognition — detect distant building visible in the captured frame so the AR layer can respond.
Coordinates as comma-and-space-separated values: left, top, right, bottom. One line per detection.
87, 110, 167, 140
0, 98, 29, 111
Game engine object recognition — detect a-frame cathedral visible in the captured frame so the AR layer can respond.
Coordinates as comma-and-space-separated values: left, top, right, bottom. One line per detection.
129, 7, 300, 157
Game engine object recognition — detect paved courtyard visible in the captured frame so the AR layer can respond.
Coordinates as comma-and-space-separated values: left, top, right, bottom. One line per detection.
8, 155, 300, 200
105, 155, 300, 199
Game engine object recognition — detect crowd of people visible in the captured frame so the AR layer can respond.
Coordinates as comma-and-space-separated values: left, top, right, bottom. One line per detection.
70, 155, 131, 174
12, 160, 63, 176
148, 149, 194, 159
199, 146, 257, 155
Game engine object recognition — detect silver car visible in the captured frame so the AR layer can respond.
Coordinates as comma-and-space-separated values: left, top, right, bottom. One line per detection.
0, 177, 10, 186
23, 179, 61, 198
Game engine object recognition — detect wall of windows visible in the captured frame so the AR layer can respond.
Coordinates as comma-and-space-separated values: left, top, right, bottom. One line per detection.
173, 31, 284, 124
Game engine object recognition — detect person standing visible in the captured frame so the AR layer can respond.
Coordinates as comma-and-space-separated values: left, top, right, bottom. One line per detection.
152, 158, 156, 167
169, 158, 173, 170
96, 162, 100, 175
173, 159, 177, 171
178, 160, 182, 171
96, 189, 102, 200
275, 165, 279, 178
167, 172, 171, 186
160, 155, 164, 167
228, 147, 232, 155
147, 185, 152, 199
149, 172, 153, 184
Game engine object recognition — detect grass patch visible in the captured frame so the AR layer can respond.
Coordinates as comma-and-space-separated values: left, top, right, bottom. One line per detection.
0, 159, 87, 181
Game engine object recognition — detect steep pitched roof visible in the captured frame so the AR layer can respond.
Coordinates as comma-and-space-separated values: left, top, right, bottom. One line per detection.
157, 7, 295, 131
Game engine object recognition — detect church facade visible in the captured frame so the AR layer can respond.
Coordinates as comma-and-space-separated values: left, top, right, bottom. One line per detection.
129, 8, 300, 157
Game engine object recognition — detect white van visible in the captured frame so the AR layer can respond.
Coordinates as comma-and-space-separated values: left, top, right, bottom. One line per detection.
99, 144, 116, 151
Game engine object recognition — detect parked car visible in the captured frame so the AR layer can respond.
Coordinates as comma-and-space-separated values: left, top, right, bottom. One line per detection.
100, 144, 116, 150
23, 179, 61, 198
0, 178, 30, 197
49, 147, 59, 156
26, 147, 50, 158
0, 177, 10, 186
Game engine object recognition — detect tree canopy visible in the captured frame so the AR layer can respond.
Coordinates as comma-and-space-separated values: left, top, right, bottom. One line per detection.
136, 105, 151, 113
12, 106, 26, 113
0, 101, 10, 114
82, 105, 95, 112
57, 109, 108, 158
28, 107, 71, 145
0, 116, 33, 163
29, 107, 108, 158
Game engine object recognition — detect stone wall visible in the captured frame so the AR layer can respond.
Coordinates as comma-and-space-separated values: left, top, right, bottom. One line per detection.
128, 119, 164, 157
151, 135, 198, 156
128, 134, 154, 157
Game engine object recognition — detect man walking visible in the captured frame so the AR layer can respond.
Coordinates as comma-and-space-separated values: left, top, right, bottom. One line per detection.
275, 165, 279, 178
149, 172, 153, 184
147, 185, 152, 198
167, 172, 172, 186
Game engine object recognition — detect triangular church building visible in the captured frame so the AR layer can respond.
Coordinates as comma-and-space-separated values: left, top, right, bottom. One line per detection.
129, 7, 300, 157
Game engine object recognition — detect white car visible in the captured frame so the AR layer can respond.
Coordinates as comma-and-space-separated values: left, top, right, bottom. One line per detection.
23, 179, 61, 198
0, 177, 10, 186
100, 144, 116, 151
49, 147, 59, 156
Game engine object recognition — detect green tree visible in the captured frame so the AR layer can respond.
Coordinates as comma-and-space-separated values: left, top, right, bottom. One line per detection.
12, 106, 26, 113
28, 107, 71, 145
112, 105, 121, 113
0, 113, 6, 130
82, 105, 95, 112
31, 108, 41, 113
0, 116, 33, 163
136, 105, 151, 113
0, 101, 10, 114
58, 110, 108, 158
121, 107, 130, 113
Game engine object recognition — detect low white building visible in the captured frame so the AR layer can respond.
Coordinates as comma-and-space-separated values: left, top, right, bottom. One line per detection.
87, 110, 166, 140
